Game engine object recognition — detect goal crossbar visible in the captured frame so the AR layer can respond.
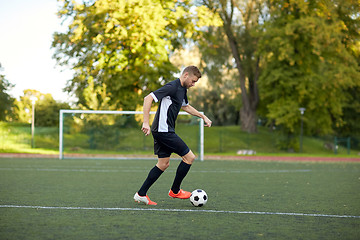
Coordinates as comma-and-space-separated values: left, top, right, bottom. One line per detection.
59, 109, 204, 161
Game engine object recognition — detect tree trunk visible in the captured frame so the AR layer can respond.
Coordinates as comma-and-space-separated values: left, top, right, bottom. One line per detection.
240, 106, 257, 133
222, 15, 259, 133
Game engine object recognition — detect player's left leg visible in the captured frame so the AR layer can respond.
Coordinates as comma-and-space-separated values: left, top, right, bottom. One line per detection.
169, 150, 195, 199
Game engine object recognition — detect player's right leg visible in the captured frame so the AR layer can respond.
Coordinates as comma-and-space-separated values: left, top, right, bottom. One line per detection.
156, 157, 170, 171
134, 133, 171, 205
134, 157, 169, 205
134, 192, 158, 205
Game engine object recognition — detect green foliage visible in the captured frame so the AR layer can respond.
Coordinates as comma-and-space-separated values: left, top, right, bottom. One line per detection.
36, 98, 70, 127
78, 77, 114, 110
52, 0, 222, 110
274, 132, 299, 152
336, 86, 360, 137
53, 0, 174, 109
196, 0, 266, 132
191, 26, 242, 126
258, 0, 360, 141
0, 65, 15, 121
13, 90, 70, 127
331, 0, 360, 137
191, 86, 241, 126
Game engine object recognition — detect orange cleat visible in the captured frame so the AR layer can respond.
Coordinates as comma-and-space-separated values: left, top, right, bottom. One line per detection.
168, 189, 191, 199
134, 192, 157, 205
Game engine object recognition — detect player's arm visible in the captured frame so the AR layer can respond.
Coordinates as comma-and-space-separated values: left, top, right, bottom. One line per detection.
181, 104, 212, 127
142, 94, 154, 136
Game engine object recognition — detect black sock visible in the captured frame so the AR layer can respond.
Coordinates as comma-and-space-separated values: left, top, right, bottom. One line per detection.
171, 161, 191, 194
138, 166, 163, 196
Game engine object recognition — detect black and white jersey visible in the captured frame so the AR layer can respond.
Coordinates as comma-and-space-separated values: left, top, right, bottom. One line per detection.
150, 78, 188, 133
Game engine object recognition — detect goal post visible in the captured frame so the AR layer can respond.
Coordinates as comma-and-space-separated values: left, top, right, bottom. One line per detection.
59, 109, 204, 161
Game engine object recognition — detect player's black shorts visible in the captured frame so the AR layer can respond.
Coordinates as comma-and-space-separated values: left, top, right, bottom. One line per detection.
152, 132, 190, 158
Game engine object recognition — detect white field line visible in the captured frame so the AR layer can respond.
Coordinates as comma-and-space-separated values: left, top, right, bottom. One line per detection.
0, 205, 359, 219
0, 167, 311, 174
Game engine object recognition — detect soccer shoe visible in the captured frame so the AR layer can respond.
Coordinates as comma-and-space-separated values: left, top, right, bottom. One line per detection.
168, 189, 191, 199
133, 192, 157, 205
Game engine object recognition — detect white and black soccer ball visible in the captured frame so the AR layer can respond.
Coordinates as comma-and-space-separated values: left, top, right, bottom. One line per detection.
190, 189, 208, 207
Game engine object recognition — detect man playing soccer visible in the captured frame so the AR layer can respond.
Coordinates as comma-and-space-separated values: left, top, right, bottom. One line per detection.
134, 66, 212, 205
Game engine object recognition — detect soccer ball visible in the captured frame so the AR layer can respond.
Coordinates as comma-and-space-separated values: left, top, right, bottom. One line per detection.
190, 189, 208, 207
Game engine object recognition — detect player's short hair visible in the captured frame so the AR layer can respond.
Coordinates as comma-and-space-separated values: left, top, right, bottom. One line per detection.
182, 66, 201, 79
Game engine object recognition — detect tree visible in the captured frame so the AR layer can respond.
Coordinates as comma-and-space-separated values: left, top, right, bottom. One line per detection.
0, 64, 15, 121
169, 43, 240, 125
331, 0, 360, 138
52, 0, 221, 110
35, 96, 70, 127
258, 0, 360, 149
13, 90, 70, 126
199, 0, 266, 132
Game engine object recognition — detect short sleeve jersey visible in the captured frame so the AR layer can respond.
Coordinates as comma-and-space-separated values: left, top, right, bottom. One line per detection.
150, 78, 188, 133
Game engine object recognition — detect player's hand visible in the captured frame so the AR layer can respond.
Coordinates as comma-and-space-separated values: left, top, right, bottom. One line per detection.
142, 123, 151, 136
203, 116, 212, 127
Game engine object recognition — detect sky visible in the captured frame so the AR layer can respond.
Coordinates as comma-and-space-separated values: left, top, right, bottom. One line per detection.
0, 0, 73, 102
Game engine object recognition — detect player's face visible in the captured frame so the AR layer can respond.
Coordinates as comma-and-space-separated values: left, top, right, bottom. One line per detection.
184, 73, 199, 89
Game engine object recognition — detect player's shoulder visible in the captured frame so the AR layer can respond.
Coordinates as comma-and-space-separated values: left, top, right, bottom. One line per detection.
161, 78, 181, 93
165, 78, 180, 87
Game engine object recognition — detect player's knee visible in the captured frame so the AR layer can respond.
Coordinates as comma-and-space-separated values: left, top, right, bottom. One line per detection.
157, 161, 170, 171
183, 151, 196, 165
189, 154, 196, 164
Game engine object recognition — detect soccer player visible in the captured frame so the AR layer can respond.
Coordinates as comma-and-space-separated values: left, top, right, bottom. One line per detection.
134, 66, 212, 205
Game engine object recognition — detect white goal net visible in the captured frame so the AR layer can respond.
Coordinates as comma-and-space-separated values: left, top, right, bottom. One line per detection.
59, 110, 204, 161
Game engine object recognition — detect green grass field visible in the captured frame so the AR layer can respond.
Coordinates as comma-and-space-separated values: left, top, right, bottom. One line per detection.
1, 157, 359, 239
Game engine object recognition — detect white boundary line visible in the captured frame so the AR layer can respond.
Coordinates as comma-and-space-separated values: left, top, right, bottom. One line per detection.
1, 205, 359, 219
0, 167, 311, 173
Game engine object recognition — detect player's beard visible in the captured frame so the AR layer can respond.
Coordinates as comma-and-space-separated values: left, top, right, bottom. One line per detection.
185, 80, 192, 89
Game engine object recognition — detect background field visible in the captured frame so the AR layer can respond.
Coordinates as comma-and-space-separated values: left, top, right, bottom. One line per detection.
1, 122, 358, 157
1, 157, 359, 239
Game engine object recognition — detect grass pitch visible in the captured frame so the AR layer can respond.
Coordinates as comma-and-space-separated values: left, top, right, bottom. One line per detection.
0, 157, 359, 239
